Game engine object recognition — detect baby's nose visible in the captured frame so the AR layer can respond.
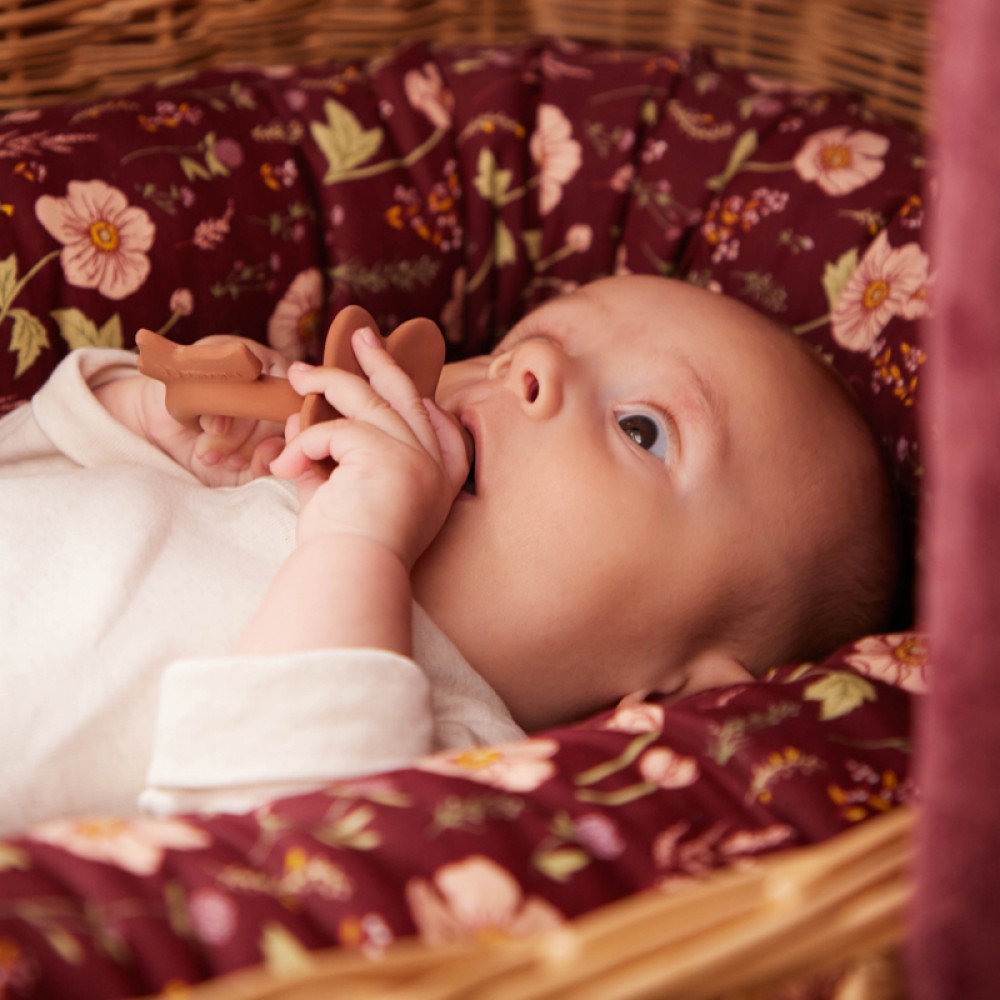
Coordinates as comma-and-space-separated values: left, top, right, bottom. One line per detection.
488, 339, 564, 418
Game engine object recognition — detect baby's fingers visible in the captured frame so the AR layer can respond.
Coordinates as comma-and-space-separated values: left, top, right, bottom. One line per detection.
349, 327, 443, 456
424, 398, 472, 491
196, 414, 251, 468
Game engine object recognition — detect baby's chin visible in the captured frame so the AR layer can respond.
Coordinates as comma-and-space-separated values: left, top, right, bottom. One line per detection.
411, 515, 465, 614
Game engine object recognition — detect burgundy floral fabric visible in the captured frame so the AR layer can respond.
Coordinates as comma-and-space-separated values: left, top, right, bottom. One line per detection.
0, 37, 928, 998
0, 38, 927, 509
0, 636, 923, 998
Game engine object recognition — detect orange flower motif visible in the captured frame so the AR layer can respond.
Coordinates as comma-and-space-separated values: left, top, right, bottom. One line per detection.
28, 816, 210, 875
35, 179, 155, 299
831, 231, 929, 351
793, 126, 889, 196
844, 632, 928, 693
406, 855, 563, 946
417, 738, 558, 792
828, 760, 908, 822
871, 342, 927, 407
267, 268, 322, 361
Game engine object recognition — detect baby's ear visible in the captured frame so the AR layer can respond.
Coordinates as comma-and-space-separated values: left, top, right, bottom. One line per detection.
676, 649, 756, 697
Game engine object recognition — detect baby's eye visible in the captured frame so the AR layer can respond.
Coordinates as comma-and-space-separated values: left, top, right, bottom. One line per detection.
617, 410, 671, 461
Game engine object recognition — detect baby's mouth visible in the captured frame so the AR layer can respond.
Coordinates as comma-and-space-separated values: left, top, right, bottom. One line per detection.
460, 425, 476, 495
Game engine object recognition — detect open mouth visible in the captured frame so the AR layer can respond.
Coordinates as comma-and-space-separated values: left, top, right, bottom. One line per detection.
460, 425, 477, 495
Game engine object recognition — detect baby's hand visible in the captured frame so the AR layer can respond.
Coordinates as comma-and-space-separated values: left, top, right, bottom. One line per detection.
137, 335, 289, 486
270, 326, 469, 570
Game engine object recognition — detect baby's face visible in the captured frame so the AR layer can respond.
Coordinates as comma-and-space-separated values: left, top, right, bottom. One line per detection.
414, 275, 862, 730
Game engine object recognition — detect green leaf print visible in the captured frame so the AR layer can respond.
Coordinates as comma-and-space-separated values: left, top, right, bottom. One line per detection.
706, 128, 759, 191
9, 309, 50, 378
473, 147, 514, 204
0, 254, 17, 314
822, 246, 860, 313
805, 671, 877, 721
312, 98, 385, 183
51, 308, 123, 351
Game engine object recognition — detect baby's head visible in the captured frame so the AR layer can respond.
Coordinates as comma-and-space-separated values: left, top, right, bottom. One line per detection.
415, 275, 898, 730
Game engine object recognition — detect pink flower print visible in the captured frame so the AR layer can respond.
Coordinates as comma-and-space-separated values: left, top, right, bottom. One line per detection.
831, 232, 929, 351
609, 163, 634, 193
169, 288, 194, 316
187, 887, 239, 946
404, 63, 453, 129
843, 632, 928, 694
603, 695, 664, 734
28, 816, 210, 875
793, 126, 890, 196
700, 187, 787, 265
573, 813, 626, 860
566, 224, 592, 253
267, 268, 323, 361
720, 824, 795, 859
138, 100, 202, 133
639, 746, 700, 789
417, 738, 558, 792
530, 104, 582, 215
406, 855, 563, 946
191, 199, 234, 251
285, 89, 308, 113
641, 139, 668, 163
212, 137, 244, 171
35, 179, 154, 299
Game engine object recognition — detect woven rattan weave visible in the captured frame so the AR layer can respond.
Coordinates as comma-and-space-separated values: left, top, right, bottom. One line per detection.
2, 0, 927, 127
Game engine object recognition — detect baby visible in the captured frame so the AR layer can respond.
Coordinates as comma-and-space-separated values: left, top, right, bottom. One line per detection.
0, 274, 897, 833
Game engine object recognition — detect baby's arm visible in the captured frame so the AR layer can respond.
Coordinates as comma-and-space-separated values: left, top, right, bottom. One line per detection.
233, 326, 469, 658
94, 334, 289, 487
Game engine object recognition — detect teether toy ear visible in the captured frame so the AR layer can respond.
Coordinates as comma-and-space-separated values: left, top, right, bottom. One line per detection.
298, 306, 446, 433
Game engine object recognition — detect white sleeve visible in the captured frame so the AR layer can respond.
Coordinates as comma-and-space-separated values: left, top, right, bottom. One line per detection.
139, 647, 434, 817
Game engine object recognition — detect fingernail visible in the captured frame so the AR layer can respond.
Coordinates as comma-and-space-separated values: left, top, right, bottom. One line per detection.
199, 450, 220, 466
354, 326, 380, 348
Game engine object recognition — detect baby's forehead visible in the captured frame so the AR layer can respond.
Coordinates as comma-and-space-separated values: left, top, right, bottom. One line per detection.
513, 279, 819, 397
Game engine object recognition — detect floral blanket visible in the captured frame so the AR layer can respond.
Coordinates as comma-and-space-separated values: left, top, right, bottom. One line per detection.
0, 638, 923, 998
0, 37, 927, 998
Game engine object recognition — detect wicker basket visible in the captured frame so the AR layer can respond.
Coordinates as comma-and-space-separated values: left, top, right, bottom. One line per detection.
1, 1, 928, 997
1, 0, 928, 128
162, 806, 914, 1000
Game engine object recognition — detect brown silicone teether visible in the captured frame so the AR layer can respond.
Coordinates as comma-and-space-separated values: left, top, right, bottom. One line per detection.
136, 306, 447, 446
297, 306, 446, 433
135, 331, 301, 427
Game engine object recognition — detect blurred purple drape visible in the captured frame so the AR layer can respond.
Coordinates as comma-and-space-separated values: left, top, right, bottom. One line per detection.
911, 0, 1000, 995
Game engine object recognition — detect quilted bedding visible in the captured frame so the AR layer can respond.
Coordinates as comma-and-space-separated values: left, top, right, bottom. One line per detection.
0, 37, 927, 997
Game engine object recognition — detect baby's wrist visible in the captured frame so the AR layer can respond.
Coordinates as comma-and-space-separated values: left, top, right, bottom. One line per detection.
294, 530, 412, 578
234, 526, 414, 657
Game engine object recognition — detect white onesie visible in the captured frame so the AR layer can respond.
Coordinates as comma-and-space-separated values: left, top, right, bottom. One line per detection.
0, 349, 523, 835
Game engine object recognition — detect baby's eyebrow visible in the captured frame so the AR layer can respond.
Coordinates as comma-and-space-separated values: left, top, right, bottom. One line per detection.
671, 352, 728, 444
